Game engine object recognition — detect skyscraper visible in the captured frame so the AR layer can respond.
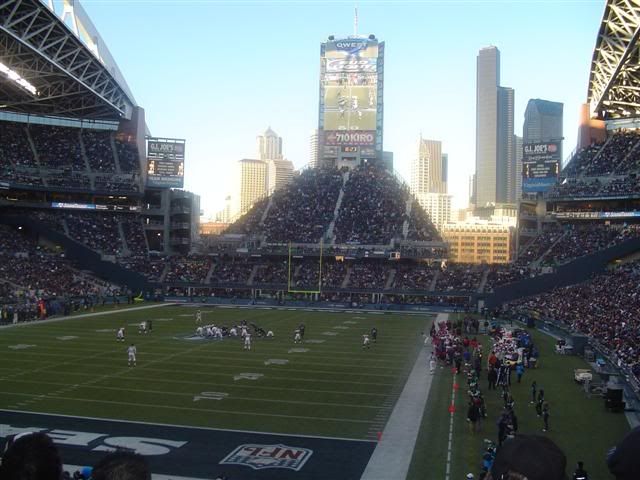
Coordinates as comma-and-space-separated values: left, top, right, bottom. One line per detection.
309, 129, 320, 168
523, 99, 563, 149
411, 137, 451, 231
318, 35, 384, 169
411, 137, 447, 195
257, 127, 283, 160
513, 135, 523, 200
497, 86, 515, 203
235, 159, 268, 216
475, 46, 515, 206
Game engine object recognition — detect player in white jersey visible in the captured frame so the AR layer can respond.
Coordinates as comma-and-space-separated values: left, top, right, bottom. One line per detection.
241, 326, 248, 338
127, 344, 137, 366
138, 321, 147, 334
195, 310, 202, 324
116, 327, 125, 342
196, 326, 203, 337
294, 329, 302, 344
267, 330, 274, 338
362, 334, 371, 350
229, 326, 238, 337
243, 333, 252, 351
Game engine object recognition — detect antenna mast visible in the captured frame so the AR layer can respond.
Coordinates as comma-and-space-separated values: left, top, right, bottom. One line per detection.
354, 4, 358, 36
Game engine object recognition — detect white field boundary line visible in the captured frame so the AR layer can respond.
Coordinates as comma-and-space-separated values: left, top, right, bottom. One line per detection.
6, 330, 220, 410
445, 369, 457, 480
0, 352, 407, 377
1, 409, 375, 443
0, 303, 175, 330
2, 393, 375, 424
1, 378, 385, 410
359, 312, 445, 480
3, 373, 393, 397
65, 465, 208, 480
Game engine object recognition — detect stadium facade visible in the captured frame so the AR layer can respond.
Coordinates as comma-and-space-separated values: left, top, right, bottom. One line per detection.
317, 35, 385, 170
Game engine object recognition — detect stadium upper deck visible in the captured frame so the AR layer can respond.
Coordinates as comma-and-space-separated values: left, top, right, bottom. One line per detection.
0, 0, 136, 120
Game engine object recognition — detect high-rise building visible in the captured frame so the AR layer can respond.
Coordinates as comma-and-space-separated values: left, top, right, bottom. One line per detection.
318, 35, 384, 170
257, 127, 283, 160
411, 137, 447, 195
475, 46, 515, 206
523, 99, 563, 146
309, 129, 320, 168
498, 87, 515, 203
236, 159, 268, 216
415, 192, 452, 232
442, 221, 512, 264
513, 135, 523, 200
267, 158, 294, 195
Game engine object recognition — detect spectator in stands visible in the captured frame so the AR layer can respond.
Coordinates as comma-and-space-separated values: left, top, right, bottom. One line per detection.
91, 451, 151, 480
487, 434, 567, 480
0, 432, 63, 480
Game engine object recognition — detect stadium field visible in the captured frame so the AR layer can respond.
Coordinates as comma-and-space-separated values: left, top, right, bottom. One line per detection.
0, 304, 433, 479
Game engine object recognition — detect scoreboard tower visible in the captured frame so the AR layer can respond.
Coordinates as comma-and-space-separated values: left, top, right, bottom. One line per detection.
318, 35, 384, 170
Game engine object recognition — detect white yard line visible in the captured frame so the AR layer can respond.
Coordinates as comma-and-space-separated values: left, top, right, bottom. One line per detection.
360, 313, 447, 480
0, 303, 174, 330
445, 371, 457, 480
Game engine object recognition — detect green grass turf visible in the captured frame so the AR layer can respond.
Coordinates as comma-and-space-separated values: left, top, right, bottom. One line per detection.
0, 305, 432, 440
407, 316, 631, 480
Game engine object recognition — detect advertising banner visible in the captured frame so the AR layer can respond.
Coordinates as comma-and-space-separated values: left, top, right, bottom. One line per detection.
324, 130, 376, 146
146, 137, 185, 188
522, 141, 561, 193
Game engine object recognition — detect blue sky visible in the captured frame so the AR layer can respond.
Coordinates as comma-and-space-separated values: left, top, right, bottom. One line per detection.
79, 0, 605, 218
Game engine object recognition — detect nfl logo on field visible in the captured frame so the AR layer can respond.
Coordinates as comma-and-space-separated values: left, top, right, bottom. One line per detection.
220, 444, 313, 471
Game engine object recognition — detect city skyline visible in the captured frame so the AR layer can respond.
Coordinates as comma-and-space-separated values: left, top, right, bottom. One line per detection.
81, 1, 604, 218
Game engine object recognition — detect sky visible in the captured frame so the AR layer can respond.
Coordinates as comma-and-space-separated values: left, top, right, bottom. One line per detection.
76, 0, 605, 218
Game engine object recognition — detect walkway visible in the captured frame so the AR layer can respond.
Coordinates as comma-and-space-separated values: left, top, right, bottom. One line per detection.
360, 312, 447, 480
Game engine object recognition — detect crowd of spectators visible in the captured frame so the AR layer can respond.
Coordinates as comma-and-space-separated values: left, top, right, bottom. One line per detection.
335, 165, 408, 244
262, 168, 342, 243
541, 223, 640, 266
515, 223, 564, 266
94, 174, 140, 193
0, 225, 119, 299
121, 216, 147, 255
120, 256, 165, 282
30, 124, 85, 170
435, 263, 483, 292
0, 168, 44, 186
393, 263, 436, 291
347, 262, 388, 289
210, 260, 254, 285
115, 140, 141, 173
164, 255, 212, 283
597, 175, 640, 196
62, 211, 123, 256
224, 197, 270, 236
46, 171, 91, 190
484, 264, 532, 291
82, 129, 116, 172
506, 259, 640, 384
406, 201, 440, 242
582, 130, 640, 176
546, 178, 602, 198
253, 260, 288, 285
0, 121, 37, 167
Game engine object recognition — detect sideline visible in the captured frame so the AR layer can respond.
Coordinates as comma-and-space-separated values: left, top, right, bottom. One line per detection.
360, 312, 447, 480
0, 303, 174, 330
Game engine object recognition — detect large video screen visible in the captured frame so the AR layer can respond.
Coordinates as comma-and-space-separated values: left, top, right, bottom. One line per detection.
146, 138, 185, 188
522, 141, 561, 193
321, 39, 379, 148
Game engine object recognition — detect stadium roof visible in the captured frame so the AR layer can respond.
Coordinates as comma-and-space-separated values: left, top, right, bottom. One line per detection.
0, 0, 136, 120
588, 0, 640, 119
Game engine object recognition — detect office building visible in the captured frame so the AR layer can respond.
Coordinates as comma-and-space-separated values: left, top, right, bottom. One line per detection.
442, 221, 512, 264
411, 137, 447, 195
257, 127, 283, 160
475, 46, 515, 206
